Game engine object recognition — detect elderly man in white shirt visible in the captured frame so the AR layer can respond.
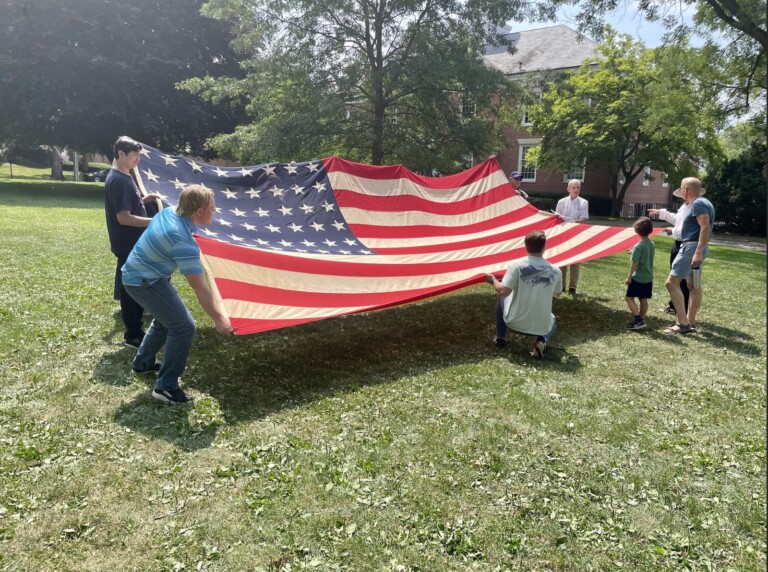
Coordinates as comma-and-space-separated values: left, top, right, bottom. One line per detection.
649, 189, 691, 314
555, 179, 589, 295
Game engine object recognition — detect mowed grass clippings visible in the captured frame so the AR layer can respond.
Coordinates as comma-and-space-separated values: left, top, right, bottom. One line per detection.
0, 189, 765, 571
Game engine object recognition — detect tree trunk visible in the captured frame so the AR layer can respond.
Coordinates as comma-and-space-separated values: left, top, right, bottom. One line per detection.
51, 147, 64, 180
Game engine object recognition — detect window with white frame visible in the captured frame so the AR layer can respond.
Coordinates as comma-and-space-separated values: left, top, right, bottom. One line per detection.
563, 160, 586, 183
522, 105, 531, 126
643, 166, 651, 186
519, 145, 538, 181
662, 172, 669, 187
388, 105, 398, 125
460, 96, 476, 117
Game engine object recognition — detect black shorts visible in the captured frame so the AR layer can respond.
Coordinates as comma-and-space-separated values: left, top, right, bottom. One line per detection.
626, 280, 652, 299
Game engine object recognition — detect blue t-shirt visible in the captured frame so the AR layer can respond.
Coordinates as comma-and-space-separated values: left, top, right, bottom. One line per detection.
680, 198, 715, 242
104, 169, 147, 258
122, 207, 204, 286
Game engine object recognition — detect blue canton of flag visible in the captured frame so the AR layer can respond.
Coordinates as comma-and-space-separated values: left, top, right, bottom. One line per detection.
135, 143, 372, 255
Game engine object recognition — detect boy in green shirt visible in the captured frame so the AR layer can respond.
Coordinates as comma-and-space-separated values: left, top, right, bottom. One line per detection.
625, 217, 655, 330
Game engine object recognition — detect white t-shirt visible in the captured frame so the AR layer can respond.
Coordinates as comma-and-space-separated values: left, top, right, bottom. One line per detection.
555, 195, 589, 222
501, 255, 562, 336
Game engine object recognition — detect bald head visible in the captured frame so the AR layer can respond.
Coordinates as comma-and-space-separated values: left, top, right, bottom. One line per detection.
681, 177, 704, 197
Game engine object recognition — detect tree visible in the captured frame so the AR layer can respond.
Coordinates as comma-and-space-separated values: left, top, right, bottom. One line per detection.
0, 0, 245, 159
529, 29, 722, 215
567, 0, 766, 126
703, 141, 766, 236
182, 0, 531, 169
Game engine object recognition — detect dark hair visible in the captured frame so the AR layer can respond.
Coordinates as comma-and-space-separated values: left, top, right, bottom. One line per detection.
524, 230, 547, 254
113, 135, 142, 158
633, 216, 653, 237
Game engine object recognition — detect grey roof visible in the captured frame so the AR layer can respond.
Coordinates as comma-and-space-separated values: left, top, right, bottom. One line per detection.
483, 25, 598, 75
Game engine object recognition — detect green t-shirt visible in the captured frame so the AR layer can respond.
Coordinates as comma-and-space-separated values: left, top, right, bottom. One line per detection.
631, 238, 655, 283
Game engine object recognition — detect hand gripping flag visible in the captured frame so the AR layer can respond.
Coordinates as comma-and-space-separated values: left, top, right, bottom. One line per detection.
132, 144, 646, 335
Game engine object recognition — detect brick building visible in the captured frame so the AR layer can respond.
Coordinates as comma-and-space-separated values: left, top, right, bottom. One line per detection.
484, 25, 675, 215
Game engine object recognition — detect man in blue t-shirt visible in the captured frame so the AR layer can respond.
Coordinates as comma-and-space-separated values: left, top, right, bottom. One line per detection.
104, 136, 161, 347
664, 177, 715, 335
122, 184, 234, 404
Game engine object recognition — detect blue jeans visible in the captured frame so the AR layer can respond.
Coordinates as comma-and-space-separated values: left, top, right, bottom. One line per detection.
495, 296, 556, 343
124, 277, 196, 392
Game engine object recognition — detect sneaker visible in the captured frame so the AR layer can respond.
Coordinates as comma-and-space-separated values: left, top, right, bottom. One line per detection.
152, 388, 193, 404
568, 288, 577, 296
493, 337, 507, 349
132, 363, 161, 374
627, 320, 646, 330
124, 333, 145, 349
531, 339, 546, 358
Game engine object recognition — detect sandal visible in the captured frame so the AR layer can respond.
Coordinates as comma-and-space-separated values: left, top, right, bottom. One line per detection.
663, 322, 694, 335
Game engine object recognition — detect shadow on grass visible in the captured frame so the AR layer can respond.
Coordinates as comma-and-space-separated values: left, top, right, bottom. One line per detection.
104, 291, 627, 446
114, 392, 218, 451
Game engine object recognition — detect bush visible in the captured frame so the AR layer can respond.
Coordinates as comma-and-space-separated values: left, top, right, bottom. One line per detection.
703, 142, 766, 237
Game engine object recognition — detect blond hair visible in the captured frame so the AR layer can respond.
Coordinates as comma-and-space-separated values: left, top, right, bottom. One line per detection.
177, 185, 213, 217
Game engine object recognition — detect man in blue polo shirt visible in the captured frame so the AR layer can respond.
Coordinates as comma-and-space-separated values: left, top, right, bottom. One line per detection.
122, 184, 234, 404
664, 177, 715, 335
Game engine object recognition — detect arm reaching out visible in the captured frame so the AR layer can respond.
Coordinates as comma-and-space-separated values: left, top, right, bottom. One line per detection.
184, 272, 234, 335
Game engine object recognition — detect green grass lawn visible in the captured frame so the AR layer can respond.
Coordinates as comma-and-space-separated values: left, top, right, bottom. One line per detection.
0, 163, 111, 181
0, 188, 765, 571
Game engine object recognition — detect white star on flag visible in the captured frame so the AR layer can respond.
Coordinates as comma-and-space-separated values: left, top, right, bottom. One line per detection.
310, 222, 325, 232
222, 188, 238, 199
291, 184, 306, 195
242, 222, 257, 231
278, 239, 293, 247
266, 224, 281, 233
229, 234, 245, 242
269, 187, 285, 197
219, 219, 233, 227
313, 182, 326, 192
262, 165, 277, 176
299, 204, 314, 214
213, 166, 229, 177
301, 239, 316, 247
160, 154, 178, 166
287, 223, 303, 232
230, 208, 246, 217
321, 201, 335, 212
238, 167, 253, 177
332, 221, 346, 230
285, 163, 299, 175
323, 239, 337, 247
170, 178, 186, 190
246, 188, 261, 198
278, 206, 293, 216
186, 160, 202, 173
306, 162, 320, 172
254, 207, 269, 217
200, 228, 218, 237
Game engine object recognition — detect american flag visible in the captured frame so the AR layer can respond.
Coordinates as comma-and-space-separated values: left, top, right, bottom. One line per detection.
133, 143, 645, 335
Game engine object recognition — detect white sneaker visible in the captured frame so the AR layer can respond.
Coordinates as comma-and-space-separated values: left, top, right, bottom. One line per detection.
531, 340, 546, 358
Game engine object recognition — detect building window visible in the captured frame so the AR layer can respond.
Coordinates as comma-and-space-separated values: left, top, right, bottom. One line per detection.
643, 166, 651, 186
389, 105, 398, 125
522, 105, 531, 126
662, 172, 669, 187
460, 96, 476, 118
563, 160, 585, 183
519, 145, 537, 181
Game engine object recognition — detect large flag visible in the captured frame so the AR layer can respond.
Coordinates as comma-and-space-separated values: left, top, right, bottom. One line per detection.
132, 144, 644, 335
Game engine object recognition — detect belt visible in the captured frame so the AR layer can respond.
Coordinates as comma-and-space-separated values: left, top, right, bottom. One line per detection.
681, 240, 698, 244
